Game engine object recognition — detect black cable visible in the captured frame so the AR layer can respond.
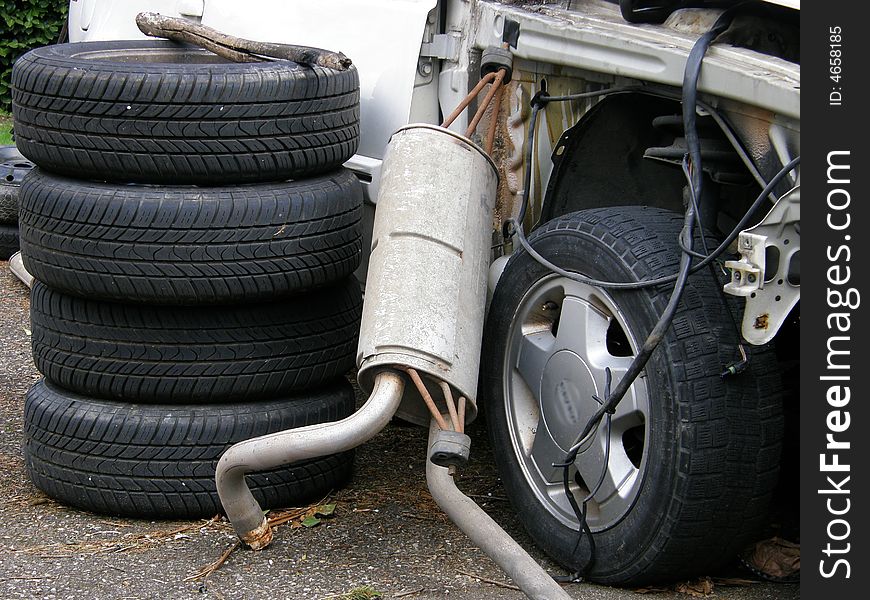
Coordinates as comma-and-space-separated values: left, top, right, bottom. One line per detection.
517, 85, 646, 228
683, 8, 737, 211
543, 84, 647, 103
681, 156, 712, 256
681, 131, 755, 379
517, 101, 542, 227
584, 414, 614, 503
543, 5, 749, 578
550, 189, 697, 580
553, 370, 613, 584
566, 206, 697, 458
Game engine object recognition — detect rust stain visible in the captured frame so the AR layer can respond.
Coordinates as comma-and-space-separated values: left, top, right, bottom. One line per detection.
754, 314, 769, 330
492, 81, 516, 233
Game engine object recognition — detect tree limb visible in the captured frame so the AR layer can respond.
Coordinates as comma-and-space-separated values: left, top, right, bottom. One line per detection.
135, 12, 352, 70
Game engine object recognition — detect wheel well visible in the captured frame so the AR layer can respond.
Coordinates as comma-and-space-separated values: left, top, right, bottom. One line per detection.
540, 94, 688, 224
540, 91, 768, 229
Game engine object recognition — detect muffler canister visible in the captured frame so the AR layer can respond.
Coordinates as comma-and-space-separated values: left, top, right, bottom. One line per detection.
357, 124, 498, 426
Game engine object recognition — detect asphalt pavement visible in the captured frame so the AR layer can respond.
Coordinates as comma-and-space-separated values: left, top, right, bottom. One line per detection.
0, 262, 799, 600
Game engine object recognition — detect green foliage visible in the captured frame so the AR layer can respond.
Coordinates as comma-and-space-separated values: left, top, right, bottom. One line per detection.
340, 586, 382, 600
0, 113, 12, 145
0, 0, 69, 110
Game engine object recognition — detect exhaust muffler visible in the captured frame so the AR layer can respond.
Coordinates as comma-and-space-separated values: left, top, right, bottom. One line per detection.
216, 124, 568, 599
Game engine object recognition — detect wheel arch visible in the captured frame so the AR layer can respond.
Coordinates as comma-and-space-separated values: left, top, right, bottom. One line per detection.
539, 93, 688, 224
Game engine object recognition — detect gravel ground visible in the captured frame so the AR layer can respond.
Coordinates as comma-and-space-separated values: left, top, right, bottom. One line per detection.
0, 261, 798, 600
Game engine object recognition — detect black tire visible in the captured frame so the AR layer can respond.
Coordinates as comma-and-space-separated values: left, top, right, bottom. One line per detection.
11, 40, 359, 184
0, 224, 19, 260
482, 207, 783, 585
31, 278, 362, 403
23, 379, 355, 518
1, 145, 35, 224
0, 187, 17, 223
19, 168, 364, 304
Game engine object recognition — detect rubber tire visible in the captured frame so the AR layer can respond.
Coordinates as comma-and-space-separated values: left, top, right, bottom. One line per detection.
11, 40, 359, 184
482, 207, 783, 585
0, 186, 17, 223
31, 278, 362, 403
19, 168, 364, 304
23, 379, 355, 518
1, 145, 35, 224
0, 224, 19, 260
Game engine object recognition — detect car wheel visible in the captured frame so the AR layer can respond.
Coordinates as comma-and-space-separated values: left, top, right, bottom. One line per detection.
24, 379, 355, 518
482, 206, 783, 585
20, 168, 363, 304
0, 145, 34, 224
31, 277, 362, 403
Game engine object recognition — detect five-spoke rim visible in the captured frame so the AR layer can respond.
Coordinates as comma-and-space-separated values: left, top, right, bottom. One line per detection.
503, 274, 650, 531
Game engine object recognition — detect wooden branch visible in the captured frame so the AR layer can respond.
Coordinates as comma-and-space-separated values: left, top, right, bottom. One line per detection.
135, 12, 352, 71
457, 570, 521, 591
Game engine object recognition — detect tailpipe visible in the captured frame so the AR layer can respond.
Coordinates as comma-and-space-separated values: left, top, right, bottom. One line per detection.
426, 421, 573, 600
215, 370, 404, 548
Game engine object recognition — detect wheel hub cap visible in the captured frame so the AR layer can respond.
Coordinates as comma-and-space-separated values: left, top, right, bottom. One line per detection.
541, 350, 601, 454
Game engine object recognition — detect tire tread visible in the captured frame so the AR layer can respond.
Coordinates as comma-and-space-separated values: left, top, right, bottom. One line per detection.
23, 380, 355, 518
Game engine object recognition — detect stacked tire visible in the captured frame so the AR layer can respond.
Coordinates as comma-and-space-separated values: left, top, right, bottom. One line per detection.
12, 40, 364, 518
0, 146, 34, 259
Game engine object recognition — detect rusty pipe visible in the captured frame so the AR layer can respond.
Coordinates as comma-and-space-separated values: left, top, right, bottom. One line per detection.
216, 370, 405, 548
441, 71, 498, 129
465, 68, 506, 138
405, 368, 450, 431
439, 381, 461, 432
484, 81, 504, 155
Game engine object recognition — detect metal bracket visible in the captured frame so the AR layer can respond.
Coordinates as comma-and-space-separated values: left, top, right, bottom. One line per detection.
420, 32, 461, 61
724, 187, 800, 345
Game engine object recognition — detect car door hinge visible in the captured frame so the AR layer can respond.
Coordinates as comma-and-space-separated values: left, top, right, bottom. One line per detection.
420, 32, 461, 61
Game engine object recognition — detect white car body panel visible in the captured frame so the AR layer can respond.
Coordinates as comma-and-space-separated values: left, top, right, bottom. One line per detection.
200, 0, 437, 162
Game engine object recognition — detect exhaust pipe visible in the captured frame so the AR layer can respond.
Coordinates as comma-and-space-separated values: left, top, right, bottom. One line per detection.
217, 125, 564, 599
217, 123, 496, 547
215, 370, 404, 548
426, 421, 572, 600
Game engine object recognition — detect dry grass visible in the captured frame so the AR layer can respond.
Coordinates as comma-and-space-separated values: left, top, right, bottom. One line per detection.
186, 498, 337, 581
19, 515, 225, 557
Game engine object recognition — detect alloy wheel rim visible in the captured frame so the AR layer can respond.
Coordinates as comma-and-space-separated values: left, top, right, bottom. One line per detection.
503, 274, 650, 531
